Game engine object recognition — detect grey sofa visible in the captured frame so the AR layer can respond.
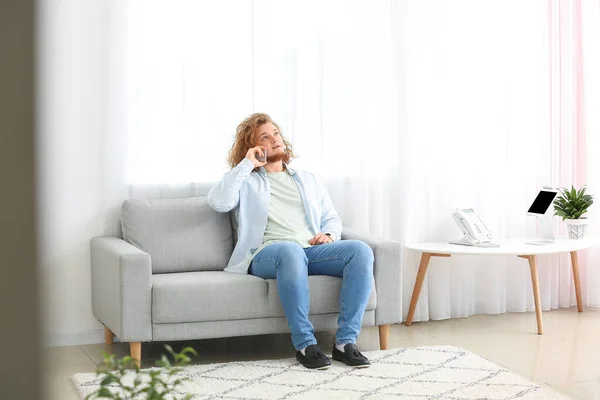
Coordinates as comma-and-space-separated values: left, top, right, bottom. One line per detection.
91, 196, 402, 366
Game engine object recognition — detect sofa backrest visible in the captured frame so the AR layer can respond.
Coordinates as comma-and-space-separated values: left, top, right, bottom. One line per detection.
121, 197, 233, 274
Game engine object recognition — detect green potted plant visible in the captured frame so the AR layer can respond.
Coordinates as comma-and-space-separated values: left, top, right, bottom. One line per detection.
553, 185, 594, 239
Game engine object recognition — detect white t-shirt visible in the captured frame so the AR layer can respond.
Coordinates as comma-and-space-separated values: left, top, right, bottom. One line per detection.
252, 170, 314, 258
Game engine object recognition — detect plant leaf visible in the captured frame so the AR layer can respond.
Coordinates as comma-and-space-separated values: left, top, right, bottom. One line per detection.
97, 387, 113, 398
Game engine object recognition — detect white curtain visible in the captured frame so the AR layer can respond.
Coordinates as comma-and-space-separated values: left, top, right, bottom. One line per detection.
395, 0, 557, 320
109, 0, 600, 321
579, 0, 600, 307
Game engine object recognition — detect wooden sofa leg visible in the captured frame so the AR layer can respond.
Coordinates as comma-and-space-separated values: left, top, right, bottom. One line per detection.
130, 342, 141, 368
104, 326, 114, 345
379, 324, 390, 350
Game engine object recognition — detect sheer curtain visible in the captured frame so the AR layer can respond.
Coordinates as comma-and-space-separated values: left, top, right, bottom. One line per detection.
393, 0, 557, 320
571, 0, 600, 307
114, 0, 254, 185
108, 0, 600, 322
250, 0, 402, 236
399, 0, 600, 321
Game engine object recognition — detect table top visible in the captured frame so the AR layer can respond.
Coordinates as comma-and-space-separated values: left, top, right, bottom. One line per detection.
405, 237, 599, 255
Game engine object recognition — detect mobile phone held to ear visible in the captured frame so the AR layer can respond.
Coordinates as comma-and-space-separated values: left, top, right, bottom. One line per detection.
256, 148, 267, 163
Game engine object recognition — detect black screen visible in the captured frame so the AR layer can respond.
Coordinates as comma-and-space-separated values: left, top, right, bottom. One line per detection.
527, 191, 557, 214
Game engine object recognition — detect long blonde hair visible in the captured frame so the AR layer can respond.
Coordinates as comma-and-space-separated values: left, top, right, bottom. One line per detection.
228, 113, 296, 168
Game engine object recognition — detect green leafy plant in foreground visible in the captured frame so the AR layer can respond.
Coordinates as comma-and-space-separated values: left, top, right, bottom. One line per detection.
85, 345, 198, 400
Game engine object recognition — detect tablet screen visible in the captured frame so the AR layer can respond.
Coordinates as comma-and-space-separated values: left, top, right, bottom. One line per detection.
527, 190, 557, 215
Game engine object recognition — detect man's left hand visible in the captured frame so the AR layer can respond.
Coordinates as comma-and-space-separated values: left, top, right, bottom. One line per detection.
309, 233, 333, 245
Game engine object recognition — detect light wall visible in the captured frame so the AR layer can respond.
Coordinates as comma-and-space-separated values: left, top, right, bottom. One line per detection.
37, 0, 128, 346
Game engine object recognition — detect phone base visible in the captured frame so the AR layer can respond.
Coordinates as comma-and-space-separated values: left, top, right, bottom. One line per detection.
449, 237, 500, 248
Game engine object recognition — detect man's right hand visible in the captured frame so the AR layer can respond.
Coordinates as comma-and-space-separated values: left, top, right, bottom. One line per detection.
246, 146, 268, 168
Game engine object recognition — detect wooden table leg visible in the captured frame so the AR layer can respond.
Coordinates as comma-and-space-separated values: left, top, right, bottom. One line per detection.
405, 252, 450, 326
570, 251, 583, 312
519, 255, 543, 335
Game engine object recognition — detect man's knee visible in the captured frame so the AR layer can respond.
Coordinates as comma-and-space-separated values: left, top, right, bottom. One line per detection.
344, 240, 374, 275
271, 242, 308, 277
345, 240, 374, 261
274, 241, 307, 261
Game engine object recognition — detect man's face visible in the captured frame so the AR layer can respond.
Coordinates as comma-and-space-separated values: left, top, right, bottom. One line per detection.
254, 122, 285, 162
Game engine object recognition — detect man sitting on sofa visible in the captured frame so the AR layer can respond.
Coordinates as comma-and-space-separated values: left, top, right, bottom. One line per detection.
207, 113, 374, 370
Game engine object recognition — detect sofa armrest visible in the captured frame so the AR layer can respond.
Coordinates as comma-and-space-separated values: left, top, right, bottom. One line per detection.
91, 236, 152, 342
342, 227, 402, 326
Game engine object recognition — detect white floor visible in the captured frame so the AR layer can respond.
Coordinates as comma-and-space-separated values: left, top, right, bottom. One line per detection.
43, 307, 600, 400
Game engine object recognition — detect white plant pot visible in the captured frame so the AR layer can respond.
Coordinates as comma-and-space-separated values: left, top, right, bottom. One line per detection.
565, 218, 588, 239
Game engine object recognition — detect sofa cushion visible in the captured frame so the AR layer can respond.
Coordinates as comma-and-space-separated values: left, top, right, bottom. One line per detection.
152, 272, 377, 324
266, 276, 377, 317
121, 197, 233, 274
152, 271, 269, 323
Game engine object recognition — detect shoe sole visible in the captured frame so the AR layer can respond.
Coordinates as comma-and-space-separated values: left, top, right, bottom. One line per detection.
297, 363, 331, 370
333, 360, 371, 368
332, 355, 371, 368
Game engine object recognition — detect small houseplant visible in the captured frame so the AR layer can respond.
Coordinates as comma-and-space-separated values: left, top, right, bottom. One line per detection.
84, 344, 198, 399
553, 185, 594, 239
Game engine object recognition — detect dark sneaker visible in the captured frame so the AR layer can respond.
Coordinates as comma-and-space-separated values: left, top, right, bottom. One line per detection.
296, 344, 331, 370
332, 343, 371, 368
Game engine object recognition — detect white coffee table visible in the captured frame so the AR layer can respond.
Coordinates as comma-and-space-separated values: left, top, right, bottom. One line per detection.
404, 237, 599, 334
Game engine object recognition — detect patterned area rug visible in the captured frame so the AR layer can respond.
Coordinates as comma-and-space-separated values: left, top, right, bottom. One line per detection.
72, 345, 568, 399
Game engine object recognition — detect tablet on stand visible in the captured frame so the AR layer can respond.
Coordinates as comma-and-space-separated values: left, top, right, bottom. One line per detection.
525, 187, 558, 246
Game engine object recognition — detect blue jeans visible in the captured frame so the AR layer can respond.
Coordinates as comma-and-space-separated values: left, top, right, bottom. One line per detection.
249, 240, 374, 350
